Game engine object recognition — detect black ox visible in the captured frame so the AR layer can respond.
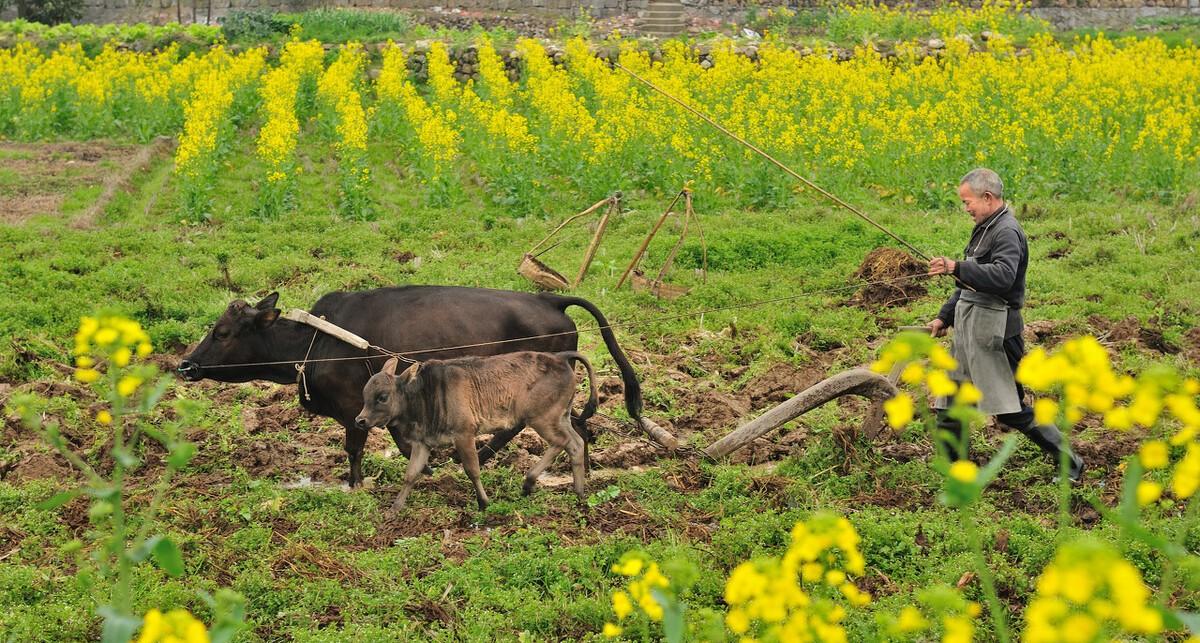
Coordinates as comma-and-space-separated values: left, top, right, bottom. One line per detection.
177, 286, 643, 486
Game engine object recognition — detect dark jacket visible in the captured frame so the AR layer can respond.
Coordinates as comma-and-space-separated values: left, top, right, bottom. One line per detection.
936, 204, 1027, 338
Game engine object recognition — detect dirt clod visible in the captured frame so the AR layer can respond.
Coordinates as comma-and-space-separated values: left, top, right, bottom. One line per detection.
849, 247, 928, 308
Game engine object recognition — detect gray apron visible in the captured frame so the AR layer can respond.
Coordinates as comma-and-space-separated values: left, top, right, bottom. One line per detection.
934, 272, 1022, 416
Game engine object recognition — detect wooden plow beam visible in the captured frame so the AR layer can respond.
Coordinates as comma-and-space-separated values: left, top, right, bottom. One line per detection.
704, 368, 898, 460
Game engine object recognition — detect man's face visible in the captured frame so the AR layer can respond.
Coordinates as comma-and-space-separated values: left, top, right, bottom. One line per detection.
958, 183, 998, 225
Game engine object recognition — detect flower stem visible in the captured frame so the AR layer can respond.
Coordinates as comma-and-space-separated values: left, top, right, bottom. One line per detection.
1056, 418, 1072, 531
1158, 494, 1199, 601
962, 508, 1011, 643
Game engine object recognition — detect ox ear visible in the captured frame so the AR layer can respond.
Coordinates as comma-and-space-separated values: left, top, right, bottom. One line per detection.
253, 292, 280, 329
381, 357, 400, 376
255, 292, 279, 311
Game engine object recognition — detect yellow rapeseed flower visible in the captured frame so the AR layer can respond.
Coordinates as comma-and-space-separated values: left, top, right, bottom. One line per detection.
96, 410, 113, 425
1172, 443, 1200, 499
884, 393, 915, 429
1138, 440, 1169, 470
949, 460, 979, 483
134, 608, 209, 643
1034, 398, 1059, 425
1136, 480, 1162, 507
117, 376, 143, 398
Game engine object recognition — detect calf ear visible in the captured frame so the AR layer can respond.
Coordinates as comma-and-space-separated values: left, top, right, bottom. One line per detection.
400, 362, 421, 383
382, 357, 399, 376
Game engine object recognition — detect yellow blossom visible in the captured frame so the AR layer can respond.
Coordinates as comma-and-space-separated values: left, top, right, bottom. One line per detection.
96, 410, 113, 425
1138, 440, 1168, 469
884, 393, 915, 429
1172, 443, 1200, 499
612, 558, 643, 577
134, 608, 209, 643
1034, 398, 1059, 425
927, 370, 958, 397
955, 382, 983, 405
602, 622, 622, 638
1136, 480, 1162, 506
117, 376, 143, 398
75, 368, 101, 383
612, 591, 632, 620
949, 460, 979, 483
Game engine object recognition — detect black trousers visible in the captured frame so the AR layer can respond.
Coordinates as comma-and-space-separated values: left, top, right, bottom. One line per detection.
935, 334, 1066, 461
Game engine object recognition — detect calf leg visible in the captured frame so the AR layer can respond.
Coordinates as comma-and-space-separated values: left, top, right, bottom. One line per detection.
386, 423, 434, 476
522, 439, 566, 497
343, 426, 368, 487
560, 413, 588, 502
455, 433, 490, 511
391, 442, 431, 512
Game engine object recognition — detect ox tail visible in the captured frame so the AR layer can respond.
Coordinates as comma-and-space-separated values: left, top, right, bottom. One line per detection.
558, 351, 599, 423
541, 294, 644, 424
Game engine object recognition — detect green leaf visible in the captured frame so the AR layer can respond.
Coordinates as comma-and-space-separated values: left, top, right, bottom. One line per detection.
112, 446, 140, 469
139, 376, 172, 413
129, 535, 160, 563
977, 435, 1020, 486
1176, 610, 1200, 634
653, 588, 685, 643
152, 536, 185, 577
36, 488, 82, 510
98, 606, 141, 643
168, 442, 197, 470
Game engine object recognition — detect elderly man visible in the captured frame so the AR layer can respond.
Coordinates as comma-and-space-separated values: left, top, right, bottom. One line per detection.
927, 168, 1084, 481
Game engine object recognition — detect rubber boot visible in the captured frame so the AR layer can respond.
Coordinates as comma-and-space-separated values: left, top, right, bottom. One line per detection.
935, 410, 970, 461
1019, 423, 1085, 482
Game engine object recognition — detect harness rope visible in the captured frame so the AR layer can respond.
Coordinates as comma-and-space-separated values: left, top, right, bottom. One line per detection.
612, 62, 976, 293
294, 326, 320, 401
202, 271, 936, 371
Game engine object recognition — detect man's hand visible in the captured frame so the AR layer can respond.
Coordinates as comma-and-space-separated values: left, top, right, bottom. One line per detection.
929, 257, 957, 276
928, 318, 948, 338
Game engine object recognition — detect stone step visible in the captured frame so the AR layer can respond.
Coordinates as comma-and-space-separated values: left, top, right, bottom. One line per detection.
644, 10, 682, 18
641, 21, 685, 31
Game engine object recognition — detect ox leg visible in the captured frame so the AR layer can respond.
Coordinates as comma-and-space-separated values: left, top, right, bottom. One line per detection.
391, 441, 431, 512
477, 424, 524, 466
344, 427, 368, 488
561, 413, 588, 502
455, 432, 489, 511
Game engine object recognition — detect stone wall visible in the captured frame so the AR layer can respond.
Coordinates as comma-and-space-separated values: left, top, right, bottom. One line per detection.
3, 0, 1198, 29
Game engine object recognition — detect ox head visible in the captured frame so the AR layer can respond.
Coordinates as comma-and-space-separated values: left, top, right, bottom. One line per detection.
177, 293, 282, 382
355, 358, 420, 432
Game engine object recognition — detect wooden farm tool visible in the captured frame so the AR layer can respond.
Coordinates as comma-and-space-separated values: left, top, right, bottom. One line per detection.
518, 194, 620, 291
617, 187, 707, 299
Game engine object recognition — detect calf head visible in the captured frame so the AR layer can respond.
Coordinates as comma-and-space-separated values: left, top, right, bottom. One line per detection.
178, 293, 282, 382
355, 358, 421, 431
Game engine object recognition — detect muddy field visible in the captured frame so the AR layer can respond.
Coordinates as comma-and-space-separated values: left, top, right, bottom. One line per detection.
5, 305, 1193, 553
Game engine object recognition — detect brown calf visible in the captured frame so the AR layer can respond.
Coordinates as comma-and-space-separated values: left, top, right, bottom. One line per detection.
355, 351, 597, 511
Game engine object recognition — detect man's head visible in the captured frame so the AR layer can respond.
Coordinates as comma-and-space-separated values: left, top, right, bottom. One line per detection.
958, 168, 1005, 224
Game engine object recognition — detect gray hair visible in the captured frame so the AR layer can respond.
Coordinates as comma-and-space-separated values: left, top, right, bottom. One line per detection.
959, 168, 1004, 200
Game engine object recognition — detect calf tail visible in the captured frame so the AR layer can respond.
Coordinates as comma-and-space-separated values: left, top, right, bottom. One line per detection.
558, 351, 599, 423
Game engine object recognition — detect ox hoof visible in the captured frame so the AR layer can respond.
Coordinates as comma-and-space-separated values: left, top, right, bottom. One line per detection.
521, 479, 536, 496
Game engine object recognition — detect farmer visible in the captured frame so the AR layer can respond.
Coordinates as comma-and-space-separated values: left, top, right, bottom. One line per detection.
926, 168, 1085, 481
